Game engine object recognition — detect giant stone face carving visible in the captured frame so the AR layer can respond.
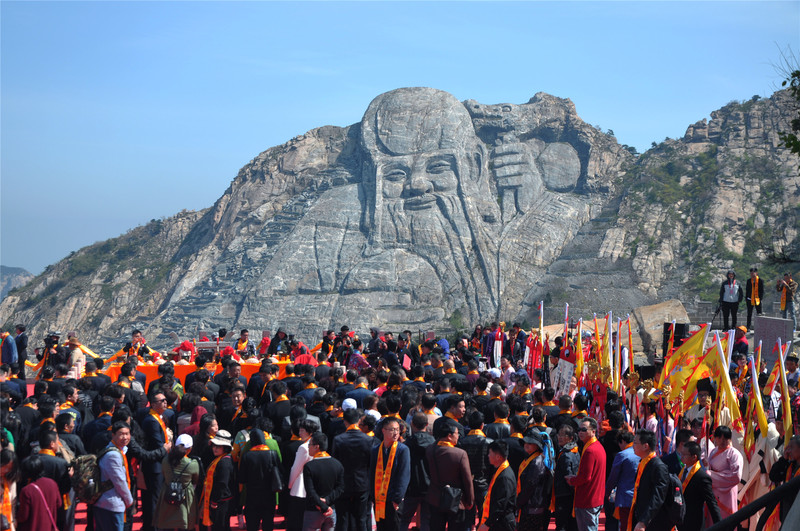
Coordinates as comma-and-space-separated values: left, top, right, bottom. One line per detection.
238, 87, 593, 337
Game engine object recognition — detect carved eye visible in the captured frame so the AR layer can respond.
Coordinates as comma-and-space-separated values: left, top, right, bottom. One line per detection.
383, 168, 406, 182
427, 160, 452, 174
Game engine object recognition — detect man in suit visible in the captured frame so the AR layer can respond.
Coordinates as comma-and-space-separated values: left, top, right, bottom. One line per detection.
678, 441, 721, 531
477, 440, 516, 531
140, 391, 171, 531
13, 324, 27, 380
628, 430, 671, 531
331, 408, 373, 531
370, 417, 410, 531
426, 420, 474, 531
345, 377, 375, 409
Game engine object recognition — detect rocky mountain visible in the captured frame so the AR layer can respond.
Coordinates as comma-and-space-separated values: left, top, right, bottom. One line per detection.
0, 266, 34, 300
1, 88, 797, 353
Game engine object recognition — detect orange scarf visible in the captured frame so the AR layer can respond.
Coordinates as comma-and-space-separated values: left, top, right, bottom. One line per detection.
374, 442, 398, 521
250, 445, 270, 452
437, 441, 454, 447
510, 433, 523, 439
517, 451, 541, 494
314, 451, 331, 459
346, 425, 360, 431
752, 276, 760, 306
114, 445, 131, 491
627, 452, 655, 531
680, 461, 701, 492
494, 418, 510, 425
0, 479, 11, 528
468, 429, 486, 437
274, 394, 289, 402
481, 460, 510, 526
150, 410, 167, 440
468, 370, 479, 375
40, 449, 56, 457
782, 282, 789, 310
202, 455, 224, 526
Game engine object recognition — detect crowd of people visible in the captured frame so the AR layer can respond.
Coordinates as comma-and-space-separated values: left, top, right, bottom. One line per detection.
0, 319, 799, 531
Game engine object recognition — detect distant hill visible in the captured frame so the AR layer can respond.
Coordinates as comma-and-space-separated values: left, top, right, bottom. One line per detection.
0, 88, 797, 352
1, 266, 34, 301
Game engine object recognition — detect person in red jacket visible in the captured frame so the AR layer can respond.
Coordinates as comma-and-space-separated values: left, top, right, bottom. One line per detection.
566, 417, 606, 531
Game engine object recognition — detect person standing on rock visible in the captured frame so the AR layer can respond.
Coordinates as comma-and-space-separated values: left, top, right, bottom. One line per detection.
718, 270, 743, 330
777, 271, 798, 335
745, 267, 764, 331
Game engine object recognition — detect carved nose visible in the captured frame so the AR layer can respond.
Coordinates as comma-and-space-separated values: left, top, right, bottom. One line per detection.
408, 173, 432, 196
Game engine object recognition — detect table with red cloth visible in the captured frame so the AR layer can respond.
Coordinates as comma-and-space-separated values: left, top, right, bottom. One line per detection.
102, 359, 291, 388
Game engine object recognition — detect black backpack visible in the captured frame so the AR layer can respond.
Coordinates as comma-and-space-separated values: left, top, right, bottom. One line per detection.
664, 473, 686, 525
164, 460, 192, 505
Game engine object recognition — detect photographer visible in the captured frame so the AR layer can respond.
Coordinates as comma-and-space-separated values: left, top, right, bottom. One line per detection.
39, 332, 66, 368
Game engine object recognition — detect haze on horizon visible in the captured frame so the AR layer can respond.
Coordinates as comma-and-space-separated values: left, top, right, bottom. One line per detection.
1, 1, 798, 277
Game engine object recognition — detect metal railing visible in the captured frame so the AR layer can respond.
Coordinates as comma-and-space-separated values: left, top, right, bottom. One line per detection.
706, 474, 800, 531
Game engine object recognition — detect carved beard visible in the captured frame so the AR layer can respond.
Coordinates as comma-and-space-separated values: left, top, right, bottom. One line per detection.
380, 194, 492, 320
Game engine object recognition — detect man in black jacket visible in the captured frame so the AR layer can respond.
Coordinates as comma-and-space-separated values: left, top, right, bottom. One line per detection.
141, 391, 171, 531
677, 441, 721, 531
398, 412, 435, 531
239, 429, 282, 531
304, 432, 345, 531
629, 430, 671, 531
478, 440, 516, 531
459, 410, 493, 528
331, 408, 373, 531
745, 267, 765, 331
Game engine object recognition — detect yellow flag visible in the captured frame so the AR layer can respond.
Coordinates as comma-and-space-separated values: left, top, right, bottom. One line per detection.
712, 333, 744, 433
777, 340, 794, 448
659, 323, 709, 395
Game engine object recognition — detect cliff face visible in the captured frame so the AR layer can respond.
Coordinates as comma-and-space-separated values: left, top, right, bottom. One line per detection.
0, 266, 34, 300
1, 88, 796, 352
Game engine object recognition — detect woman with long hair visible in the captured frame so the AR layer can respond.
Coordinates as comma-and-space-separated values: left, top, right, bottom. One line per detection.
154, 434, 200, 530
15, 456, 59, 531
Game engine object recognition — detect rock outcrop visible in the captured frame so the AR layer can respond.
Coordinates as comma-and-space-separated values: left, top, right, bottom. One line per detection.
1, 88, 797, 353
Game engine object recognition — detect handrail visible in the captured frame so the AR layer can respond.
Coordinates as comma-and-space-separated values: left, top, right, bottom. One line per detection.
705, 474, 800, 531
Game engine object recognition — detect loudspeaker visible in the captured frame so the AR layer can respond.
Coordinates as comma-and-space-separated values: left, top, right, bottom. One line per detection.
662, 322, 690, 358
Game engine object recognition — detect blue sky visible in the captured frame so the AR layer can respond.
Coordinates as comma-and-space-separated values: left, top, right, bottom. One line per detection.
2, 1, 798, 275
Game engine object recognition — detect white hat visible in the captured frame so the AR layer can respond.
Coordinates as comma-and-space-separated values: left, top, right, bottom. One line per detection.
176, 433, 194, 449
342, 398, 358, 411
488, 368, 502, 378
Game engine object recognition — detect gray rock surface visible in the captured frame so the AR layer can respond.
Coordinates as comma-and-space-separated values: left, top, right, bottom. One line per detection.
1, 88, 797, 354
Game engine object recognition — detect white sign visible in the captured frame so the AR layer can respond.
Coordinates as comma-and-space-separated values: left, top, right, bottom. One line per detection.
552, 359, 575, 397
